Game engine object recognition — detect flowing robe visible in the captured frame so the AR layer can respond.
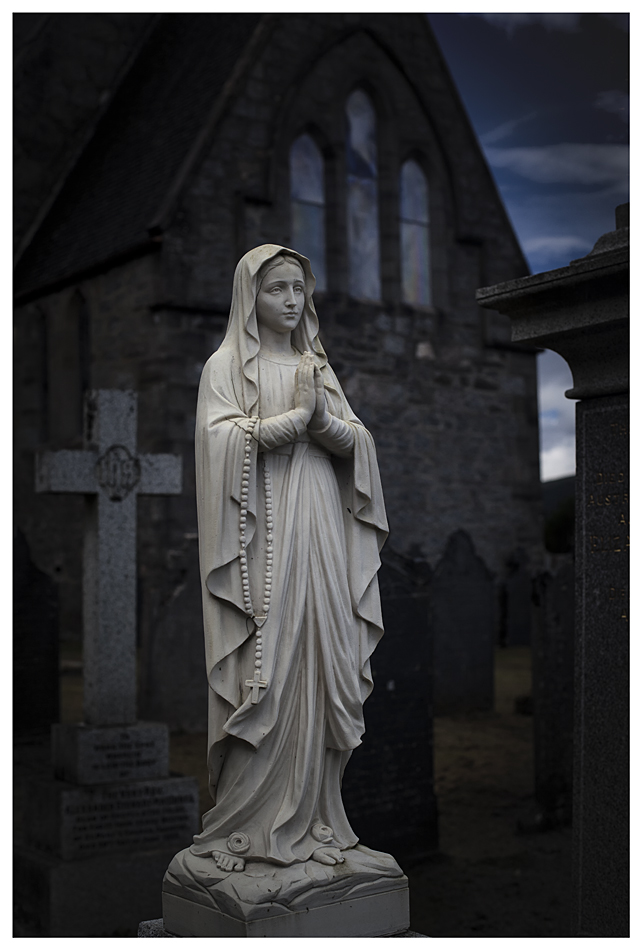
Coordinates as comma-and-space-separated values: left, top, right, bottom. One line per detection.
191, 341, 388, 867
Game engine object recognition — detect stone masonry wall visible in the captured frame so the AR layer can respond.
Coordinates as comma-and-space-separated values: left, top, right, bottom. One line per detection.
160, 12, 542, 576
14, 13, 543, 733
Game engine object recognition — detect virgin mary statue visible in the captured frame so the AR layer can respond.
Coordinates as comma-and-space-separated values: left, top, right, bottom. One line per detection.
164, 246, 407, 930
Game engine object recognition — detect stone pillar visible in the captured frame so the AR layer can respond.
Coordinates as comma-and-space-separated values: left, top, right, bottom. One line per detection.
476, 204, 629, 937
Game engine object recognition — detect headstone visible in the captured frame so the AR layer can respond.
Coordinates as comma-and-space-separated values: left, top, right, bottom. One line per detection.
503, 548, 532, 646
477, 204, 629, 937
430, 530, 495, 713
342, 549, 438, 862
14, 391, 200, 937
531, 559, 574, 826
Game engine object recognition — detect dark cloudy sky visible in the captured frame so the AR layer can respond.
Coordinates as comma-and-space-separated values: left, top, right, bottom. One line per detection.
427, 11, 629, 481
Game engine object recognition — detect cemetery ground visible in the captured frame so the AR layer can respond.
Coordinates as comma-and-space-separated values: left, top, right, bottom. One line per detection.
60, 644, 571, 937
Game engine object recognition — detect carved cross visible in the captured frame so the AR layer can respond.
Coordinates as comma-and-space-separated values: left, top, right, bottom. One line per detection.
245, 669, 268, 704
36, 390, 182, 726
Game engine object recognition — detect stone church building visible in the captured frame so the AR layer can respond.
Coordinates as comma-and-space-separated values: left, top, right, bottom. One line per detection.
15, 12, 542, 859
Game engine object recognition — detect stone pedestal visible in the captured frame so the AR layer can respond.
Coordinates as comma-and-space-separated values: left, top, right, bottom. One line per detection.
161, 845, 409, 938
477, 203, 629, 937
137, 918, 426, 937
163, 887, 409, 938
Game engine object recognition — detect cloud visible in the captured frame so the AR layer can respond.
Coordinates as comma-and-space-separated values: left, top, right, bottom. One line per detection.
484, 143, 629, 186
537, 350, 576, 481
497, 182, 629, 273
538, 350, 575, 412
522, 235, 592, 258
595, 90, 629, 124
461, 13, 581, 35
480, 111, 538, 146
540, 442, 576, 481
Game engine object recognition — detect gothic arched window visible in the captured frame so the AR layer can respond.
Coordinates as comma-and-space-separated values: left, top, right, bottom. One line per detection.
346, 90, 381, 301
290, 133, 327, 290
400, 159, 431, 306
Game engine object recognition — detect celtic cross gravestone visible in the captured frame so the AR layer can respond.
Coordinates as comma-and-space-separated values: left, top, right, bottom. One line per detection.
36, 389, 182, 725
15, 389, 200, 936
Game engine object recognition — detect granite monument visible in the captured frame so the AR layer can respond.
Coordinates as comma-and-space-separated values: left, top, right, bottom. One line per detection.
477, 204, 629, 937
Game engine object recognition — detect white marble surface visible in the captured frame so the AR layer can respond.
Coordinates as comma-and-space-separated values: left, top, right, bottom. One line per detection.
138, 918, 426, 937
163, 886, 409, 937
164, 843, 407, 923
164, 246, 401, 934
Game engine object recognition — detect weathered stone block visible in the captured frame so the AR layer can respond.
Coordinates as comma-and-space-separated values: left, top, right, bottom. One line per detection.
51, 721, 169, 785
15, 767, 199, 862
162, 878, 409, 937
14, 845, 178, 937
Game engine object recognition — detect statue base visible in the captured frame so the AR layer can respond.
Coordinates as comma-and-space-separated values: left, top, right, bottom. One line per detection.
162, 844, 410, 937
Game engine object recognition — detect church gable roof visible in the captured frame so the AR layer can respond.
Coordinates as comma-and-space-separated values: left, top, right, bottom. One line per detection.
15, 13, 263, 298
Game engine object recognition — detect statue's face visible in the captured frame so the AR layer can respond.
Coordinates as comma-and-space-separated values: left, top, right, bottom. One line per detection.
256, 261, 305, 334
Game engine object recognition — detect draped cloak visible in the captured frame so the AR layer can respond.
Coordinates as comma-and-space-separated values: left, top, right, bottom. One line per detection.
191, 245, 388, 866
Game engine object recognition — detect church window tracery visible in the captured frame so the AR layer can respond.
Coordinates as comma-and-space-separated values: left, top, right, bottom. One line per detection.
400, 159, 431, 306
346, 89, 381, 301
290, 133, 327, 291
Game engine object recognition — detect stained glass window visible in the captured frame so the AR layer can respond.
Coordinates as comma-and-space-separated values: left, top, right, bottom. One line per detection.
346, 90, 381, 301
400, 159, 431, 306
290, 134, 326, 290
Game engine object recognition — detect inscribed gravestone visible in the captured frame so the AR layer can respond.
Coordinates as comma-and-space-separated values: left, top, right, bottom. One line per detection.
477, 203, 629, 937
430, 530, 495, 714
342, 549, 438, 862
574, 393, 628, 935
14, 390, 199, 937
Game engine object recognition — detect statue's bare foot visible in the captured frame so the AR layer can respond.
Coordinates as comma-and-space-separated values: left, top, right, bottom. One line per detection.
212, 850, 245, 872
312, 847, 345, 865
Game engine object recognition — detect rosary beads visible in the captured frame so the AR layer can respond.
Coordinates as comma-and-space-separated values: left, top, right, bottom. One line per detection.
240, 417, 273, 704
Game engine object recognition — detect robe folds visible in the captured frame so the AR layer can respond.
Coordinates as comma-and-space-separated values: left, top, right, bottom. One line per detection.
190, 245, 388, 867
